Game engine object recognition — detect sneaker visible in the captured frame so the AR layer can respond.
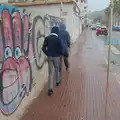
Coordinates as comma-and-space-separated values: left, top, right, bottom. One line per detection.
59, 80, 62, 84
56, 79, 62, 86
66, 67, 70, 72
48, 89, 53, 96
56, 83, 60, 86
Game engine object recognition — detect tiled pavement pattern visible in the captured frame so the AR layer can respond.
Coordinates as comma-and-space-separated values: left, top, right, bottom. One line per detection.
21, 29, 120, 120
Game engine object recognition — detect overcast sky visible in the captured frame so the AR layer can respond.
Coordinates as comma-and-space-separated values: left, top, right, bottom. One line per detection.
88, 0, 109, 11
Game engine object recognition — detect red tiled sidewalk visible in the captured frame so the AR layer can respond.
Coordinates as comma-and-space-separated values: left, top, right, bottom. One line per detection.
21, 30, 120, 120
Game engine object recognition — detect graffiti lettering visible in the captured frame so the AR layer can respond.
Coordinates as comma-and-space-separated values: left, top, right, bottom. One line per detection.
0, 7, 39, 115
32, 16, 46, 69
0, 7, 33, 115
0, 5, 61, 116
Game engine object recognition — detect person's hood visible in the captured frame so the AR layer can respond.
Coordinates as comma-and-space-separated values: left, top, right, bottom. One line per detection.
59, 24, 66, 31
51, 26, 59, 35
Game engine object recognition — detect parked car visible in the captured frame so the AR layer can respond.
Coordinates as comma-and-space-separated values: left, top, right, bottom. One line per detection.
96, 26, 108, 36
112, 26, 116, 31
112, 26, 120, 31
96, 25, 101, 31
91, 24, 96, 30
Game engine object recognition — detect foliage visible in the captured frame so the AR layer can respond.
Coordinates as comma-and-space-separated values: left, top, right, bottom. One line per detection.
105, 0, 120, 25
105, 0, 120, 15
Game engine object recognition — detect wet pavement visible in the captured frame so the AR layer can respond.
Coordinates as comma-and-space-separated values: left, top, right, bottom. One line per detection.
21, 29, 120, 120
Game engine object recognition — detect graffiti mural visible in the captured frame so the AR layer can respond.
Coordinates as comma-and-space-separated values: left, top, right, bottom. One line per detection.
0, 5, 42, 116
32, 16, 45, 69
0, 6, 32, 115
0, 5, 61, 116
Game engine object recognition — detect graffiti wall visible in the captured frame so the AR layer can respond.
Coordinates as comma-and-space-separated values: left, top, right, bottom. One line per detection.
0, 4, 61, 118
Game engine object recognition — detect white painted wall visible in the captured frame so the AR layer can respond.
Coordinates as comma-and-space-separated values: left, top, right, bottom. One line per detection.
75, 0, 88, 28
23, 3, 82, 42
0, 3, 82, 120
0, 6, 49, 120
0, 0, 8, 3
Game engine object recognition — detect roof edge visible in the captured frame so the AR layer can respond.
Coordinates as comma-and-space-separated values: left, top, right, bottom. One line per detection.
6, 1, 74, 7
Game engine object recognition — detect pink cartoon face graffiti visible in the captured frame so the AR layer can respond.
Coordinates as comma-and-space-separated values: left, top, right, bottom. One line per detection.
0, 9, 32, 115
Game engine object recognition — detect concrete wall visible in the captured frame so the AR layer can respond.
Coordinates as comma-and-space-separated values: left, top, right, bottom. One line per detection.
22, 3, 82, 42
0, 4, 62, 120
0, 3, 81, 120
0, 0, 8, 3
73, 13, 82, 42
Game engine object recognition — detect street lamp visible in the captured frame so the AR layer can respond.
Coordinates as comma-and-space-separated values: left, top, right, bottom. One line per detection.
107, 0, 113, 84
105, 1, 114, 119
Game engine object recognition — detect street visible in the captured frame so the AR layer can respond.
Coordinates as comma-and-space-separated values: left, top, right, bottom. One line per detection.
21, 29, 120, 120
0, 1, 117, 120
93, 29, 120, 83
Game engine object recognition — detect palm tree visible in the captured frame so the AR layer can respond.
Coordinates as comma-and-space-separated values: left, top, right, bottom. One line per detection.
105, 6, 110, 16
113, 0, 118, 25
105, 0, 120, 26
104, 6, 110, 25
113, 0, 119, 25
117, 0, 120, 25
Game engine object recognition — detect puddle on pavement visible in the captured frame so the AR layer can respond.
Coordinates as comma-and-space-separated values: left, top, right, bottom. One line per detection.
100, 63, 107, 68
110, 60, 118, 65
99, 63, 112, 72
86, 47, 93, 49
110, 60, 120, 66
85, 46, 93, 49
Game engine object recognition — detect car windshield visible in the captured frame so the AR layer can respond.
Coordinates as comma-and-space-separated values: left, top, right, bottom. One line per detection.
102, 26, 107, 28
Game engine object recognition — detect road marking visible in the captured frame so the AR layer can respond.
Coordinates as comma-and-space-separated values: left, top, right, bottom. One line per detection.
111, 45, 120, 55
104, 56, 108, 65
113, 72, 120, 85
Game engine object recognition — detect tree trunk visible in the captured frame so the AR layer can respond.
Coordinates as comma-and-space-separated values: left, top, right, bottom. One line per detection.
113, 14, 115, 25
118, 14, 120, 26
115, 15, 117, 25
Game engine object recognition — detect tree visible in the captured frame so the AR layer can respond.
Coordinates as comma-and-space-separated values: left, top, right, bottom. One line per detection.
93, 16, 102, 23
105, 6, 110, 16
105, 0, 120, 26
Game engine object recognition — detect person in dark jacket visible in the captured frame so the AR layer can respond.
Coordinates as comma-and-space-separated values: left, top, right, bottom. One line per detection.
59, 23, 71, 72
42, 26, 63, 96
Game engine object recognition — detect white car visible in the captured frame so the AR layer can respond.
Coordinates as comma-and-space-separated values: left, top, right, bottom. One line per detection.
91, 24, 96, 30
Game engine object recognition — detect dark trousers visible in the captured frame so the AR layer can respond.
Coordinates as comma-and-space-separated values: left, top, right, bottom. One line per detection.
48, 57, 60, 89
59, 56, 69, 83
63, 56, 69, 69
59, 56, 69, 72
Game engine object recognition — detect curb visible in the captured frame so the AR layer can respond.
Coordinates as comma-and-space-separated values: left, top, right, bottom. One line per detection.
111, 45, 120, 55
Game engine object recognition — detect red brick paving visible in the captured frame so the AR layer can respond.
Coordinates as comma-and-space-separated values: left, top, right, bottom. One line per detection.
21, 30, 120, 120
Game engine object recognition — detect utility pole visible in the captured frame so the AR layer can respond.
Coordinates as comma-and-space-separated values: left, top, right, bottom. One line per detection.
107, 0, 113, 87
105, 1, 114, 120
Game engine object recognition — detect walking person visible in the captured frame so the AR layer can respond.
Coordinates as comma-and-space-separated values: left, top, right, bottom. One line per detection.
59, 23, 71, 72
42, 26, 63, 96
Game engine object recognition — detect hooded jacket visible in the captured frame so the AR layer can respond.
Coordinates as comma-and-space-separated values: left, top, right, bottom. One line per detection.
42, 26, 63, 57
59, 24, 70, 47
59, 24, 71, 57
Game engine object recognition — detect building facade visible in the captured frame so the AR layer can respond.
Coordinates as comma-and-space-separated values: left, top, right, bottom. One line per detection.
1, 0, 88, 41
0, 1, 87, 120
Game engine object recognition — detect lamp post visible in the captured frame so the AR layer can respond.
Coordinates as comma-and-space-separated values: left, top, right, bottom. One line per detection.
105, 1, 113, 119
107, 0, 113, 85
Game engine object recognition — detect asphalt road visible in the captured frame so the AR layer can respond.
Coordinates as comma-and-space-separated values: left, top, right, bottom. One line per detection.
112, 31, 120, 41
21, 29, 120, 120
91, 29, 120, 83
